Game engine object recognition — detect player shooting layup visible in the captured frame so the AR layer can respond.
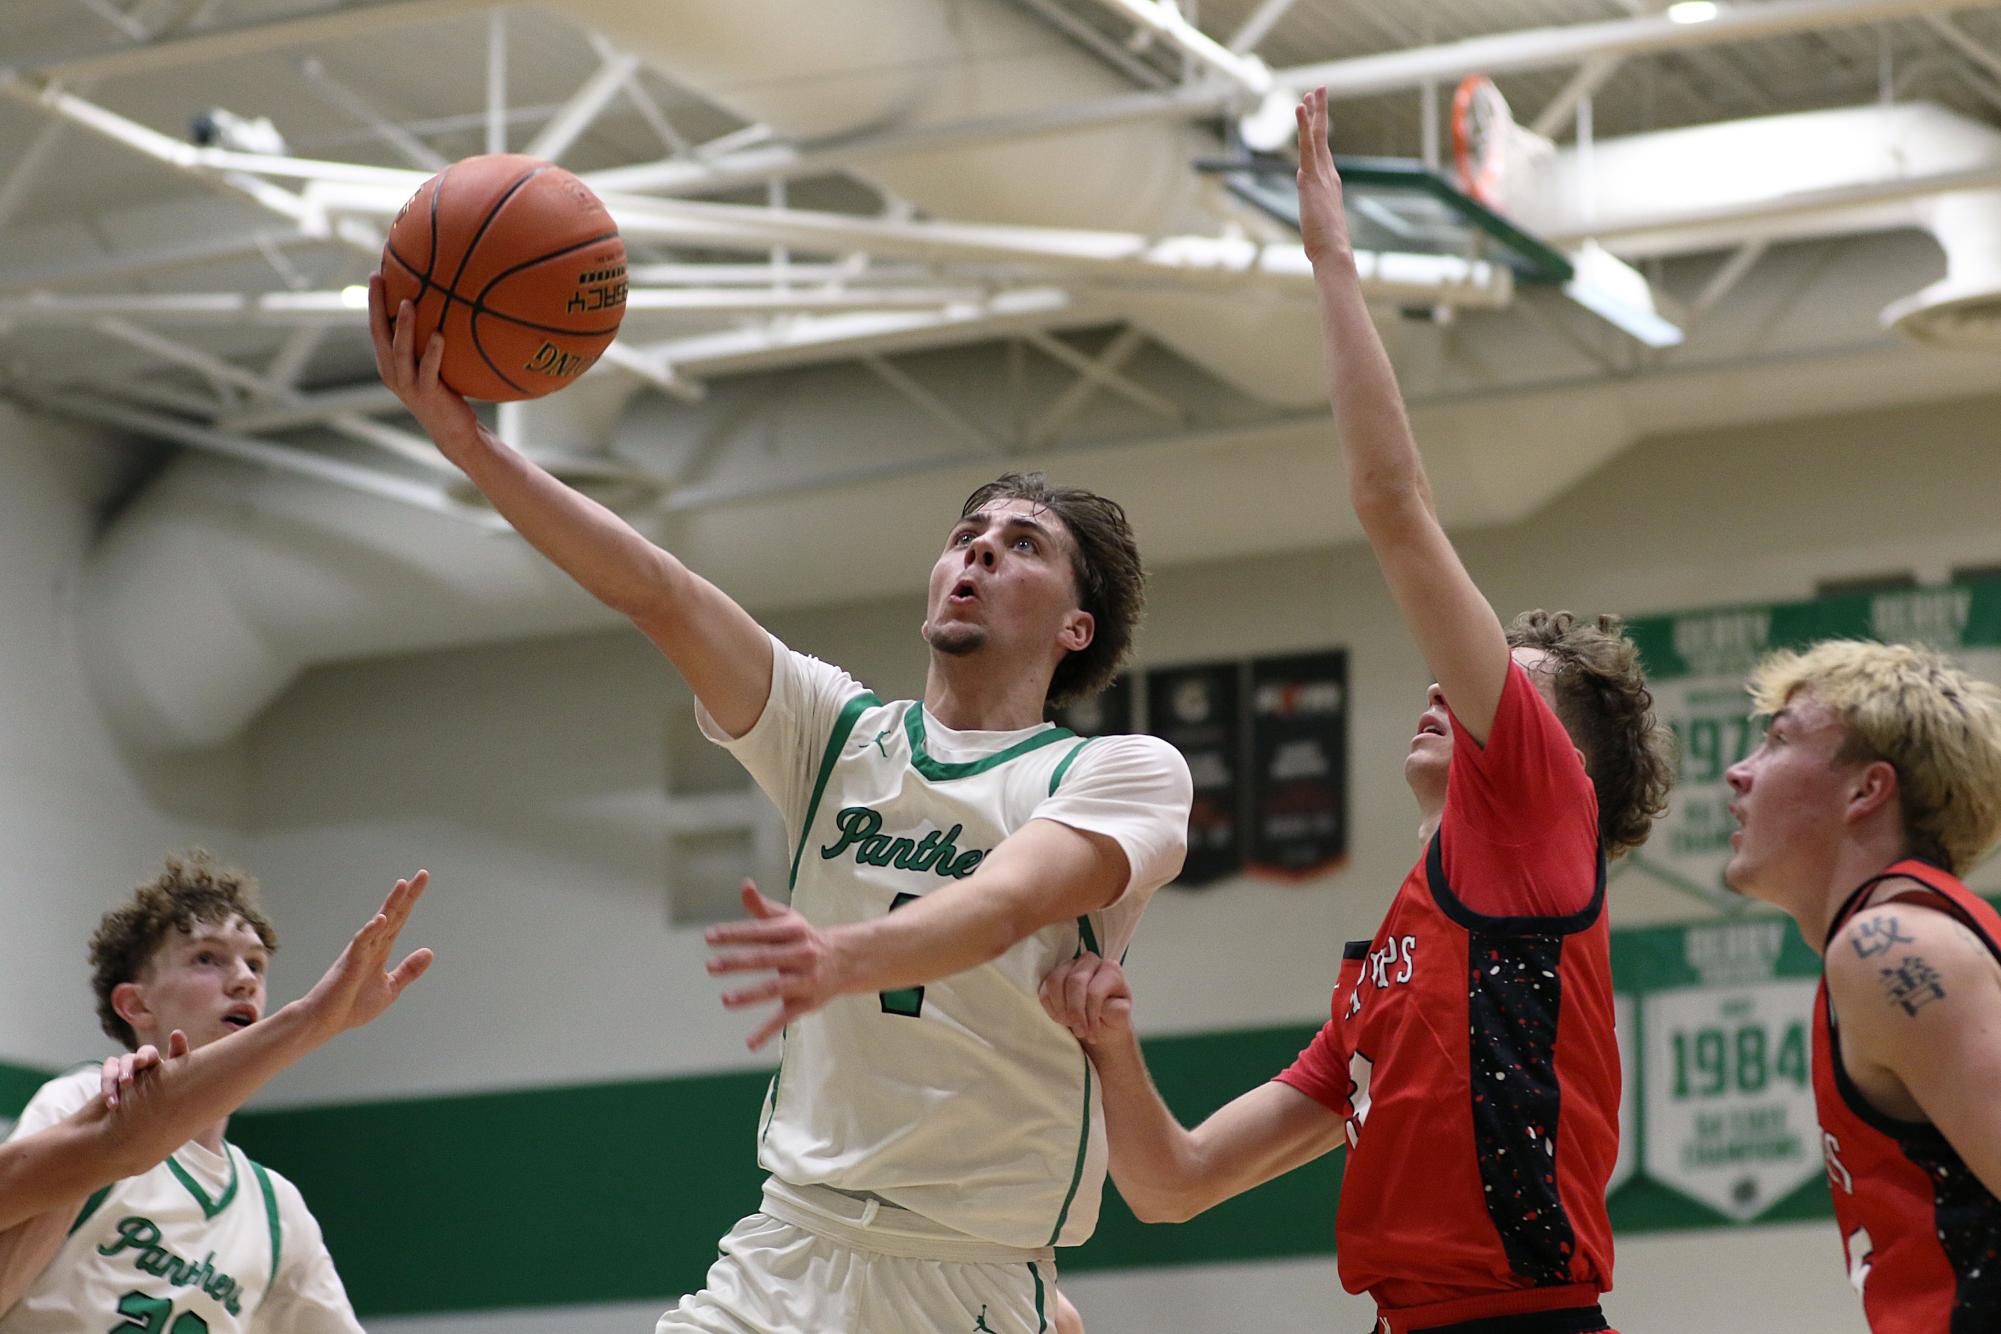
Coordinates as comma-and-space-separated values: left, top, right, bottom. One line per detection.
1723, 642, 2001, 1332
0, 853, 432, 1332
370, 277, 1190, 1333
1040, 88, 1673, 1334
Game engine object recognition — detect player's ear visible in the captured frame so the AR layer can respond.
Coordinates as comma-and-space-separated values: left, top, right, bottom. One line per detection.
1058, 610, 1094, 654
1845, 759, 1899, 823
111, 981, 151, 1033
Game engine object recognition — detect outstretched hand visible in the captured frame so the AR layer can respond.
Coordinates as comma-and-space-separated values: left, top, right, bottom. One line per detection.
296, 871, 436, 1040
1039, 953, 1134, 1046
1294, 86, 1354, 269
706, 881, 855, 1052
366, 273, 481, 460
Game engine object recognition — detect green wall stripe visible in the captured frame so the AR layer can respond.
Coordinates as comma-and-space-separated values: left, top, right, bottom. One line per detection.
0, 1060, 51, 1118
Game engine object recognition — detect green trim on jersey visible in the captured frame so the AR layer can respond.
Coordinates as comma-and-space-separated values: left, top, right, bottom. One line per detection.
787, 691, 882, 891
768, 688, 881, 1149
1046, 1052, 1094, 1247
1028, 1262, 1047, 1332
167, 1143, 240, 1219
902, 705, 1075, 782
69, 1185, 112, 1236
1047, 738, 1093, 796
1075, 915, 1102, 959
250, 1157, 283, 1288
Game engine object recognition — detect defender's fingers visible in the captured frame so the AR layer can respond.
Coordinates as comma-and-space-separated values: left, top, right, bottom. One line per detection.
705, 916, 799, 945
168, 1030, 190, 1058
721, 978, 788, 1008
707, 946, 808, 975
387, 948, 434, 995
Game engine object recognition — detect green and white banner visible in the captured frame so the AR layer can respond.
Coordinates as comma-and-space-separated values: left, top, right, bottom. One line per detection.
1620, 579, 2001, 909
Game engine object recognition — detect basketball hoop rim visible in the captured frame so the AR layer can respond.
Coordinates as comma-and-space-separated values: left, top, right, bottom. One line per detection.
1450, 74, 1510, 211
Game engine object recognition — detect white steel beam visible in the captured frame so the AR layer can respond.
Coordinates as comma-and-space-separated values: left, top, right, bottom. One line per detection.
1926, 12, 2001, 85
582, 82, 1235, 198
33, 393, 501, 527
1025, 326, 1160, 448
35, 0, 500, 82
1085, 0, 1276, 96
1530, 55, 1624, 140
297, 56, 450, 171
1227, 0, 1303, 54
524, 51, 643, 163
1025, 327, 1180, 423
1279, 0, 2001, 100
485, 9, 507, 156
860, 355, 1010, 455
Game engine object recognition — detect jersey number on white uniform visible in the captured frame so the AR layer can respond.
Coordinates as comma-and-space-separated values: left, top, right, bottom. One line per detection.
114, 1290, 211, 1333
879, 892, 925, 1017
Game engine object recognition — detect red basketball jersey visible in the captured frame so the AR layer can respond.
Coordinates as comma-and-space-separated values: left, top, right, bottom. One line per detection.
1277, 664, 1620, 1319
1814, 859, 2001, 1334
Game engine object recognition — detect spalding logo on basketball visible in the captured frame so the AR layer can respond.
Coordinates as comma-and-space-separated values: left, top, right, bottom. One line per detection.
379, 154, 627, 402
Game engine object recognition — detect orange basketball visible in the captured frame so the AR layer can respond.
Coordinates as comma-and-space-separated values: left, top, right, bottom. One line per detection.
379, 154, 627, 402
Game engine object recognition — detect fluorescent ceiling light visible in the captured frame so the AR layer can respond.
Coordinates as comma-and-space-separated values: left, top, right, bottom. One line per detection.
1666, 1, 1720, 23
339, 285, 369, 309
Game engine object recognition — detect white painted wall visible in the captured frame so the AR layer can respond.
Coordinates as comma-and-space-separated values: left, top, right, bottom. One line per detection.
13, 388, 1998, 1330
0, 405, 245, 1072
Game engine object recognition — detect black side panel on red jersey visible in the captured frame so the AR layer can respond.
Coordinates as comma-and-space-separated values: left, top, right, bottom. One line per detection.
1467, 932, 1576, 1285
1902, 1130, 2001, 1333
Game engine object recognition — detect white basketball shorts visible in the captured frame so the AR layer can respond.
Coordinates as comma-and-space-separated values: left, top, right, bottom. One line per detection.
655, 1178, 1060, 1334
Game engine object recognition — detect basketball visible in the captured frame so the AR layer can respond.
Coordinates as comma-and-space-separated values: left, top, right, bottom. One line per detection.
378, 154, 627, 402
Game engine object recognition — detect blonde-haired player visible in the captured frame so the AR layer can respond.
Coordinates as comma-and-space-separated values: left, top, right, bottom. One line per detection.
1725, 640, 2001, 1332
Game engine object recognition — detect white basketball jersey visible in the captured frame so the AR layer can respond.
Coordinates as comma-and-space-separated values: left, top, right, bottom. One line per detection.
3, 1070, 361, 1334
703, 639, 1191, 1249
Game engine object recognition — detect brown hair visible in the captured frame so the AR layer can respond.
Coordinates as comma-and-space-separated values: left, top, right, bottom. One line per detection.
1508, 610, 1675, 859
959, 472, 1146, 708
1748, 640, 2001, 875
89, 850, 278, 1050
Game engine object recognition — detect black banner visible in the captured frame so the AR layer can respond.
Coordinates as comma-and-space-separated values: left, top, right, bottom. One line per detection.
1247, 650, 1348, 879
1145, 661, 1243, 887
1050, 673, 1133, 737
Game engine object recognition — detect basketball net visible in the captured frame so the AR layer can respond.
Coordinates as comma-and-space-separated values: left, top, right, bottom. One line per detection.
1450, 75, 1554, 215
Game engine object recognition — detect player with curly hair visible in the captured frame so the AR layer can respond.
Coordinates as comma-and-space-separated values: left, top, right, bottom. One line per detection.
1040, 88, 1674, 1334
0, 853, 432, 1331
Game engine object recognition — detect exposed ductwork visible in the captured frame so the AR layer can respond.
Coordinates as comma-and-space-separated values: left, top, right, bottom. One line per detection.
1510, 102, 2001, 348
64, 3, 2001, 752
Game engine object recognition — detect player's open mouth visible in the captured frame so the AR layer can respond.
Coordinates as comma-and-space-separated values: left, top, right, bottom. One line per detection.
949, 580, 978, 604
1413, 715, 1447, 741
221, 1006, 258, 1029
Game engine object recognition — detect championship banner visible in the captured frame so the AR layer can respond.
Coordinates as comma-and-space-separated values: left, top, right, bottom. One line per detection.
1619, 579, 2001, 909
1246, 651, 1348, 879
1605, 898, 2001, 1232
1145, 661, 1243, 887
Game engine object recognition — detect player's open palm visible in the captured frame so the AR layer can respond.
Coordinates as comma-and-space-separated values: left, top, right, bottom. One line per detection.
1039, 953, 1134, 1046
367, 273, 481, 460
708, 881, 853, 1051
299, 871, 436, 1039
1294, 86, 1354, 269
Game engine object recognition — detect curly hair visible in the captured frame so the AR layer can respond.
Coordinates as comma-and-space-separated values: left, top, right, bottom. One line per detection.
89, 850, 278, 1050
1748, 640, 2001, 875
1508, 610, 1676, 859
958, 472, 1147, 708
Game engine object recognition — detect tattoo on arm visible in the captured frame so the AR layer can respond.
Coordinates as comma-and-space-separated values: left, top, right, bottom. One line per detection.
1851, 915, 1916, 958
1878, 954, 1948, 1016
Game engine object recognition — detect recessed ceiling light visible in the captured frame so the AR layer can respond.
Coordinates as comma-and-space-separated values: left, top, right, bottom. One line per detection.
1667, 1, 1720, 23
339, 285, 369, 310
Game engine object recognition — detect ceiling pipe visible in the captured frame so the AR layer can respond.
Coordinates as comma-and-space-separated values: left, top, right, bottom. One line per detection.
1504, 102, 2001, 346
1280, 0, 2001, 100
